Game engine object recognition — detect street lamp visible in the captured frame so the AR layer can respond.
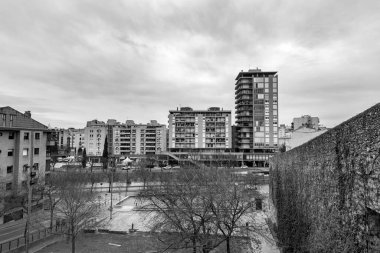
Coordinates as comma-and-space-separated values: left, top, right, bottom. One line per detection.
110, 157, 116, 220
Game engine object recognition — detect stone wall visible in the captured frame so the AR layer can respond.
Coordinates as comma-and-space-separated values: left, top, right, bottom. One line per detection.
270, 103, 380, 252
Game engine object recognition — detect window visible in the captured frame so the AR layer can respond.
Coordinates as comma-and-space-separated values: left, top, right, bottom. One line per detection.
34, 148, 39, 155
8, 149, 13, 156
33, 163, 39, 170
35, 132, 40, 140
7, 166, 13, 173
24, 132, 29, 140
23, 148, 29, 156
10, 115, 14, 127
1, 114, 5, 126
9, 132, 14, 139
6, 183, 12, 191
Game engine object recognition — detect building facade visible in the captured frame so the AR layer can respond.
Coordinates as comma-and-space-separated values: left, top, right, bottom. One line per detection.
110, 120, 167, 157
84, 120, 107, 157
168, 107, 232, 152
0, 107, 50, 224
293, 115, 320, 130
235, 69, 278, 166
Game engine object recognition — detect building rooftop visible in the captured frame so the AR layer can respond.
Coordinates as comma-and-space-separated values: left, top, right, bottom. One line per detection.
0, 106, 48, 131
235, 69, 278, 80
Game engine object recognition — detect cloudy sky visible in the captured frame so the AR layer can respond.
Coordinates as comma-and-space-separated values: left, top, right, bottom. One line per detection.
1, 0, 379, 129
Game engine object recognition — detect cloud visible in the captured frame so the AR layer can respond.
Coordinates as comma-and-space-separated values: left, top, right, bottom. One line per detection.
0, 0, 379, 128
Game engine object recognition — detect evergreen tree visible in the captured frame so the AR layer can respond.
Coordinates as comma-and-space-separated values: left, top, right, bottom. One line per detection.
82, 148, 87, 168
102, 136, 109, 170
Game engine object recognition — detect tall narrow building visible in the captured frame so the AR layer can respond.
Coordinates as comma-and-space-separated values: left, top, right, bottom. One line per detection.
235, 68, 278, 167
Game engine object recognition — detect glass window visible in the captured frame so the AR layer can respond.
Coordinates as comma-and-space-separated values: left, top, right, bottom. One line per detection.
273, 89, 278, 93
265, 83, 269, 88
9, 132, 15, 139
34, 148, 39, 155
24, 132, 29, 140
257, 83, 264, 88
265, 77, 269, 82
6, 182, 12, 191
257, 94, 264, 99
10, 115, 14, 127
7, 166, 13, 174
273, 83, 277, 88
265, 89, 269, 93
8, 149, 13, 156
35, 133, 40, 140
1, 114, 5, 126
23, 148, 29, 156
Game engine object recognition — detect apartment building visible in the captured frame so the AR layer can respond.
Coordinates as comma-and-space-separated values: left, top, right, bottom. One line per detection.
0, 107, 50, 224
84, 120, 107, 157
110, 120, 167, 156
235, 69, 278, 166
49, 127, 85, 156
293, 115, 320, 130
168, 107, 232, 152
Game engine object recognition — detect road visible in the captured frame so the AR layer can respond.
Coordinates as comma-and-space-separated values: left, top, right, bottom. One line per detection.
0, 215, 50, 244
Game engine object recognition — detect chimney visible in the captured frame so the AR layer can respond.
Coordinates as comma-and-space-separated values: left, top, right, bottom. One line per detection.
25, 111, 31, 118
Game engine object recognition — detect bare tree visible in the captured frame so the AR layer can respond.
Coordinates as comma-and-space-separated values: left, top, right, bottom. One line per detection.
139, 167, 223, 252
139, 165, 269, 253
134, 160, 153, 189
55, 171, 100, 253
207, 170, 265, 253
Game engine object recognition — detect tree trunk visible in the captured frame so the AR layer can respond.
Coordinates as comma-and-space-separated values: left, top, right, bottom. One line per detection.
50, 207, 54, 229
71, 225, 76, 253
226, 236, 230, 253
71, 235, 76, 253
192, 237, 197, 253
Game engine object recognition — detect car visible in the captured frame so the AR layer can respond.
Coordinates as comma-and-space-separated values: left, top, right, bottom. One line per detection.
163, 165, 172, 170
240, 165, 248, 169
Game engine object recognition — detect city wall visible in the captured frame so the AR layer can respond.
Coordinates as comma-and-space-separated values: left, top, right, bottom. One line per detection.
270, 103, 380, 252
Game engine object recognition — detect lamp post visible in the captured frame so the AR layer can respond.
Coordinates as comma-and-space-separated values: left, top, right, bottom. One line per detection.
110, 157, 116, 220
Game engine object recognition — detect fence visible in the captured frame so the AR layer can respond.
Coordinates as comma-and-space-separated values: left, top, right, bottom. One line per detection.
0, 224, 65, 253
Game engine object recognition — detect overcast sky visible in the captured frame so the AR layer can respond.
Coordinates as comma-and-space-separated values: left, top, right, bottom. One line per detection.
1, 0, 379, 129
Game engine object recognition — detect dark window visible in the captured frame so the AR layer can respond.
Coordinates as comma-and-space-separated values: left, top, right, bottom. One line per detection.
34, 148, 39, 155
9, 115, 14, 127
24, 132, 29, 140
6, 183, 12, 191
9, 132, 15, 139
33, 163, 39, 170
1, 114, 5, 126
35, 133, 40, 140
7, 166, 13, 174
8, 149, 13, 156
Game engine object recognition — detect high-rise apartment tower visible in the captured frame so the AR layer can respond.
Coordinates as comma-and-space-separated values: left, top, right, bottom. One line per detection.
235, 69, 278, 166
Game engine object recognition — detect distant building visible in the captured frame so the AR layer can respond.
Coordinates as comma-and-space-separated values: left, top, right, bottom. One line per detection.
293, 115, 319, 130
109, 120, 167, 156
279, 126, 328, 151
168, 107, 232, 152
84, 120, 107, 157
0, 107, 50, 224
235, 68, 278, 166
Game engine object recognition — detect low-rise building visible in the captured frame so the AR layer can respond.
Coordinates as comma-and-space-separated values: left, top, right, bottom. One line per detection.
0, 107, 50, 224
293, 115, 320, 130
